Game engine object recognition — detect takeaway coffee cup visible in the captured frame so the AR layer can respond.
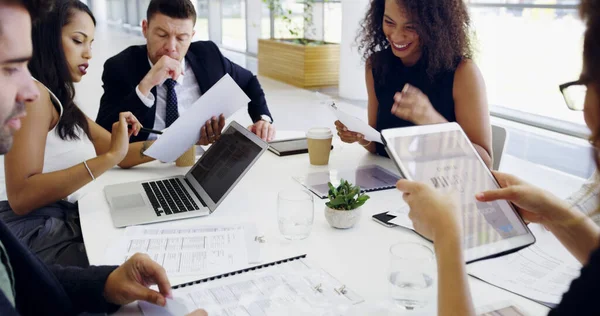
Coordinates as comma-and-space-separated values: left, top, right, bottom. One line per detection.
306, 127, 333, 165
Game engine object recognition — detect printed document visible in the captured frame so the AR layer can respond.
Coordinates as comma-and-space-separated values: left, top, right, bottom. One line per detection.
467, 224, 581, 305
141, 258, 363, 316
104, 224, 259, 277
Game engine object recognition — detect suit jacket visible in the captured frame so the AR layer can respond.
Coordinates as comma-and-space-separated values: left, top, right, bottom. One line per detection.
96, 41, 273, 143
0, 219, 119, 315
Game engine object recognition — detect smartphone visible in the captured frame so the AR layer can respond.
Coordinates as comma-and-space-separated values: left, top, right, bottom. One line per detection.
372, 212, 398, 228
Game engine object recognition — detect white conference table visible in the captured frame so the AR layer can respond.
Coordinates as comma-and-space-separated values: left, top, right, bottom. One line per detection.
77, 127, 584, 315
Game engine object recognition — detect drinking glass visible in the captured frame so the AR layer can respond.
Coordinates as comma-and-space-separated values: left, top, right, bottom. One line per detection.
277, 190, 314, 240
388, 242, 436, 310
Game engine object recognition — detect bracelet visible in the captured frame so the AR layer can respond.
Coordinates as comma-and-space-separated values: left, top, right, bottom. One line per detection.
83, 160, 95, 181
360, 141, 372, 147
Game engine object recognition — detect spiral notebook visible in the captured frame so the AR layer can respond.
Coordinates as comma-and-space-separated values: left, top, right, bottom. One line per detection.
141, 254, 364, 315
294, 165, 402, 199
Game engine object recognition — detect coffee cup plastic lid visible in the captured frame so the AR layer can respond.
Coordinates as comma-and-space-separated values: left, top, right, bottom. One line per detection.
306, 127, 333, 139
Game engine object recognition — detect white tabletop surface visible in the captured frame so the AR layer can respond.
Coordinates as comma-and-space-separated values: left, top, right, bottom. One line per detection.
77, 123, 587, 315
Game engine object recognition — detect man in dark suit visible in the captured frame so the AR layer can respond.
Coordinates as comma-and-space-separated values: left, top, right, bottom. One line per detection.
0, 0, 209, 314
96, 0, 276, 145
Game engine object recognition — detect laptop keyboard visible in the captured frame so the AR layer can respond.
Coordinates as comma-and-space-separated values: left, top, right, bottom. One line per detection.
141, 178, 201, 217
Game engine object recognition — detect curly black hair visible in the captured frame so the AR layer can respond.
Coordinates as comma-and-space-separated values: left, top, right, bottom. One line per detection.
357, 0, 473, 80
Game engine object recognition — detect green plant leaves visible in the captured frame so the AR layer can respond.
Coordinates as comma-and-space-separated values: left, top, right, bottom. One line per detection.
326, 179, 370, 211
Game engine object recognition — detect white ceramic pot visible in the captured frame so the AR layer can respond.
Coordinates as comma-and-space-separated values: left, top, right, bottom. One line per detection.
324, 206, 362, 229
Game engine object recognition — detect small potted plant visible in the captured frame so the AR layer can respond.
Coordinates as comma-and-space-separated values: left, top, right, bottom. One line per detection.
325, 179, 370, 229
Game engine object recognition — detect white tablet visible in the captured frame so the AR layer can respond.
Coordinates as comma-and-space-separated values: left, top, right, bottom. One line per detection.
381, 122, 535, 263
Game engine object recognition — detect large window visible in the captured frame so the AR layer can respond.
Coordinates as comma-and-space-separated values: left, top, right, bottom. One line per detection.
467, 1, 585, 129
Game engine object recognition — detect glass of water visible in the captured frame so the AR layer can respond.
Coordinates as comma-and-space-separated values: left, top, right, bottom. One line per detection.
388, 242, 436, 311
277, 190, 314, 240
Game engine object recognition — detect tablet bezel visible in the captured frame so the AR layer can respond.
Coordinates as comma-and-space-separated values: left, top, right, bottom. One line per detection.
381, 122, 535, 263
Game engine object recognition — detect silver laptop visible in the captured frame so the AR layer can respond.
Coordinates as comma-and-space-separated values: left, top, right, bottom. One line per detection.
104, 121, 269, 228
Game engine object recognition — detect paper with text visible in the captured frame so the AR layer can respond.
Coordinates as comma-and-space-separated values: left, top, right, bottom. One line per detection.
467, 224, 582, 305
162, 258, 363, 316
104, 224, 259, 278
329, 103, 382, 143
144, 74, 250, 162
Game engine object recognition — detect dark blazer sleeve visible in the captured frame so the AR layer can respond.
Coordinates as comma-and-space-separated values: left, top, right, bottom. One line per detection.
0, 220, 119, 315
96, 48, 155, 137
208, 42, 273, 123
548, 246, 600, 315
49, 265, 120, 314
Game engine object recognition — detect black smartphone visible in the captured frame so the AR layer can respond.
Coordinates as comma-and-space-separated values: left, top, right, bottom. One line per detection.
371, 212, 398, 228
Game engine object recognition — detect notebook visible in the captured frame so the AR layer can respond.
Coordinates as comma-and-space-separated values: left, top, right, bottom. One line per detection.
268, 137, 333, 156
141, 254, 364, 315
295, 165, 402, 199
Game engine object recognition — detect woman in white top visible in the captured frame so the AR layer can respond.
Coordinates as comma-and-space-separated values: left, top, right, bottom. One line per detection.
0, 0, 166, 267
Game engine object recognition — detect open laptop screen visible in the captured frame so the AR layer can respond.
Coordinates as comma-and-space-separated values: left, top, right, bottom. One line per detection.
190, 127, 262, 203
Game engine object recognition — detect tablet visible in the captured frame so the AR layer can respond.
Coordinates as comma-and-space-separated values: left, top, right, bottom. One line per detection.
381, 122, 535, 263
268, 138, 333, 156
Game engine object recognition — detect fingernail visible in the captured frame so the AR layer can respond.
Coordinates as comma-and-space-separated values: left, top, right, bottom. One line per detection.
343, 127, 347, 131
475, 193, 484, 199
157, 296, 166, 306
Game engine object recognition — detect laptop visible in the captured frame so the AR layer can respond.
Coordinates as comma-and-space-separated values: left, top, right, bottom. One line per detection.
104, 121, 269, 228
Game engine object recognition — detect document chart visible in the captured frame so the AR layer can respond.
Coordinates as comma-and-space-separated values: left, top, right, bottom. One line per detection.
390, 130, 528, 249
468, 224, 581, 305
171, 258, 363, 316
106, 225, 252, 277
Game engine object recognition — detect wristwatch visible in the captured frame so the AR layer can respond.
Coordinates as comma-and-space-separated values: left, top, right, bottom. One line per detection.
260, 114, 273, 124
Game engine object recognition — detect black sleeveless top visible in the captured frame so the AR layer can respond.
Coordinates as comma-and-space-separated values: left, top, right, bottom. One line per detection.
372, 48, 458, 156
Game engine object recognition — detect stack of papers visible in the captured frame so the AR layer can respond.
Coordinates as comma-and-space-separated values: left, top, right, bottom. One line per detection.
467, 224, 581, 306
104, 224, 260, 278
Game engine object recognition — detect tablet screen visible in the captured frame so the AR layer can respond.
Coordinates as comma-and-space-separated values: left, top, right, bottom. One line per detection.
389, 129, 528, 250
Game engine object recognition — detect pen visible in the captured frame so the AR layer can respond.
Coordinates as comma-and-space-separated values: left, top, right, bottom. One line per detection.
128, 125, 163, 135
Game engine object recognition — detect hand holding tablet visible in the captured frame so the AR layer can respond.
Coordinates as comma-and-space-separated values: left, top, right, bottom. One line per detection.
382, 122, 535, 263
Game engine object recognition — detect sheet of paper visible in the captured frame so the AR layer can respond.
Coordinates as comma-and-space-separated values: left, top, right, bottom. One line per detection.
145, 74, 251, 162
467, 224, 582, 305
103, 224, 260, 278
140, 297, 190, 316
294, 165, 401, 199
476, 302, 529, 316
171, 258, 363, 316
329, 103, 382, 143
387, 205, 414, 230
565, 171, 600, 225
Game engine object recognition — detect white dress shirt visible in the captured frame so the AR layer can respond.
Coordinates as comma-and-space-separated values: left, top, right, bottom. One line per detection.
135, 58, 202, 140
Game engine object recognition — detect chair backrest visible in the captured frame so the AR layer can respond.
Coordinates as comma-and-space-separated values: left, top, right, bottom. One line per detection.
491, 125, 508, 170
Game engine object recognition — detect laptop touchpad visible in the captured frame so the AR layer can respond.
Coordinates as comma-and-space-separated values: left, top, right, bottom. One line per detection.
112, 194, 146, 210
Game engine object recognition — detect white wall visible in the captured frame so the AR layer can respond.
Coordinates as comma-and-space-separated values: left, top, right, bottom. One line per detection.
208, 0, 222, 45
246, 0, 261, 55
91, 0, 107, 24
339, 0, 369, 101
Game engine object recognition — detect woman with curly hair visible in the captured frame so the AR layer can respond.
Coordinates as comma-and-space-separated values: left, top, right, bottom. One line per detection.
335, 0, 492, 167
396, 0, 600, 314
